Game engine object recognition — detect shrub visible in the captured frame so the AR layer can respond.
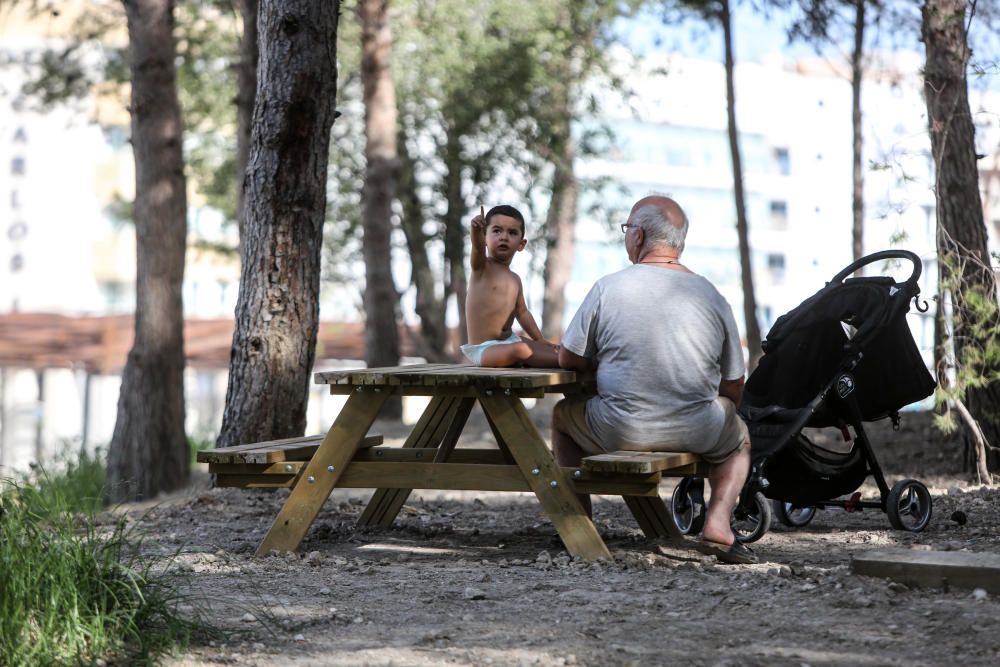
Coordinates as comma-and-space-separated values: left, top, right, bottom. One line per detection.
0, 453, 214, 665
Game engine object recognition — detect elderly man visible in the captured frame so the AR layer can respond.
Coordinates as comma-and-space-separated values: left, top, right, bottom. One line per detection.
553, 195, 755, 564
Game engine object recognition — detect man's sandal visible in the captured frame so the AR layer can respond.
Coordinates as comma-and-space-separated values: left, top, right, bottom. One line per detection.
695, 539, 759, 565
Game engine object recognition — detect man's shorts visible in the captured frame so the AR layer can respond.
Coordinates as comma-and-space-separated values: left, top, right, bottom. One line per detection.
460, 333, 522, 366
552, 395, 748, 465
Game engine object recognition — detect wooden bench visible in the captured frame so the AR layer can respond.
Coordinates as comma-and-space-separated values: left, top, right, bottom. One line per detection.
199, 434, 384, 488
201, 438, 706, 539
581, 450, 708, 541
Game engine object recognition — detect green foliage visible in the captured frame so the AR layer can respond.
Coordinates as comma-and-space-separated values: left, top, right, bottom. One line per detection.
20, 446, 107, 515
0, 452, 215, 665
8, 0, 242, 226
933, 253, 1000, 432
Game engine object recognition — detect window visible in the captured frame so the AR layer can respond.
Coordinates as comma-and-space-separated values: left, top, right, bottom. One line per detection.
767, 253, 786, 285
10, 157, 25, 175
769, 200, 788, 230
772, 147, 790, 176
10, 189, 21, 209
12, 127, 27, 143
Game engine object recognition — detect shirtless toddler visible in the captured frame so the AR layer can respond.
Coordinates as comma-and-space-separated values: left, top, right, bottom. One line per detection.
462, 205, 559, 367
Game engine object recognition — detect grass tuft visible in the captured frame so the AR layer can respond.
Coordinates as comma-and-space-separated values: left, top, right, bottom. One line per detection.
0, 451, 217, 666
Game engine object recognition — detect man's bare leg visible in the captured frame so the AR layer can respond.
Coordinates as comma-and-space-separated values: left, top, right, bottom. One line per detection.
702, 441, 750, 546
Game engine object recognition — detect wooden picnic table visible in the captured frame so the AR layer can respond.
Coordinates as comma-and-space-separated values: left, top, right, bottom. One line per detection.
201, 364, 705, 560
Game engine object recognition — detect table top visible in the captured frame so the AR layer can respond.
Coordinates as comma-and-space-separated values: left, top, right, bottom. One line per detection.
314, 363, 579, 389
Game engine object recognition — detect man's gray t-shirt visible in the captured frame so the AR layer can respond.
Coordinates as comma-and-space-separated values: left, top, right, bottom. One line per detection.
561, 264, 746, 452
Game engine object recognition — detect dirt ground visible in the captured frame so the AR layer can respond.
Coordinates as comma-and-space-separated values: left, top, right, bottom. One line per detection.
125, 408, 1000, 666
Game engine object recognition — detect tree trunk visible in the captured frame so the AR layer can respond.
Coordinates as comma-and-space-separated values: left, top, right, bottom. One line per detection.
360, 0, 401, 417
541, 117, 577, 340
442, 130, 468, 349
107, 0, 189, 503
922, 0, 1000, 470
721, 0, 762, 369
217, 0, 341, 448
235, 0, 258, 259
397, 131, 449, 360
851, 0, 865, 264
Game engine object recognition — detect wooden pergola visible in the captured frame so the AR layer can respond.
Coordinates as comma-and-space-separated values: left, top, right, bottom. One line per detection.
0, 312, 424, 373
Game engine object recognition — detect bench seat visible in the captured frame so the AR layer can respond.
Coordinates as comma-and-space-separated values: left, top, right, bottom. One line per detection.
581, 450, 705, 476
198, 434, 383, 465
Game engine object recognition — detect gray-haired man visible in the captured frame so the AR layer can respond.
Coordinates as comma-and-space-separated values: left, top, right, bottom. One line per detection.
553, 196, 756, 564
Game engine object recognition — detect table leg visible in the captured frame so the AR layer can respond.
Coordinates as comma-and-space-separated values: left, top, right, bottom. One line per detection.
478, 391, 611, 561
624, 496, 683, 539
255, 390, 390, 555
483, 408, 516, 464
356, 395, 472, 528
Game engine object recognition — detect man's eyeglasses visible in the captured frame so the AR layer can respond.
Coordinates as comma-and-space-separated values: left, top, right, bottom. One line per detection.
620, 223, 636, 234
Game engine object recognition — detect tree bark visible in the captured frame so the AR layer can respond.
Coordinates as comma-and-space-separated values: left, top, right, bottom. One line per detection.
442, 130, 468, 349
360, 0, 401, 417
217, 0, 341, 448
235, 0, 259, 259
851, 0, 865, 264
397, 131, 449, 360
721, 0, 762, 369
541, 117, 577, 340
107, 0, 189, 503
922, 0, 1000, 470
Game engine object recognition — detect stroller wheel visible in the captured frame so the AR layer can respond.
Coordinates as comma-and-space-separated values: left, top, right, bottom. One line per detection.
887, 479, 932, 532
671, 477, 706, 535
773, 501, 817, 528
732, 491, 772, 543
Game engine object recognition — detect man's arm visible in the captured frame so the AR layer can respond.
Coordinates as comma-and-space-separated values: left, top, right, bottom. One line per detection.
559, 346, 595, 372
719, 376, 745, 405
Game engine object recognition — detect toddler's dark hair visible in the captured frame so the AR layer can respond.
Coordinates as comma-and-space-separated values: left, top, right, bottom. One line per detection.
485, 205, 526, 236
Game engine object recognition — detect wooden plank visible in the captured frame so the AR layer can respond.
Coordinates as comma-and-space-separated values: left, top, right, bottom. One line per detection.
211, 459, 658, 496
327, 385, 545, 397
314, 364, 578, 390
623, 495, 659, 537
363, 396, 471, 527
479, 391, 611, 561
198, 434, 383, 464
356, 395, 460, 528
216, 474, 295, 489
482, 403, 516, 464
852, 549, 1000, 593
341, 462, 530, 492
434, 397, 476, 462
202, 435, 326, 454
355, 447, 508, 464
623, 496, 683, 539
255, 390, 391, 555
582, 451, 702, 475
211, 462, 306, 476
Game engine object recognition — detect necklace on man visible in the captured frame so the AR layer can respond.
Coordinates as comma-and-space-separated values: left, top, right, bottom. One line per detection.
642, 259, 679, 265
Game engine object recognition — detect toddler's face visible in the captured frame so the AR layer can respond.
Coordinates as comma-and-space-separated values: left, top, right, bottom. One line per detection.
485, 214, 526, 261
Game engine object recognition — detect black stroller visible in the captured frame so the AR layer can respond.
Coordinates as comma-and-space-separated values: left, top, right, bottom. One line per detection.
671, 250, 937, 542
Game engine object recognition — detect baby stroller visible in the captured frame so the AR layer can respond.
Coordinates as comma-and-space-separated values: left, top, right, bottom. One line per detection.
671, 250, 937, 542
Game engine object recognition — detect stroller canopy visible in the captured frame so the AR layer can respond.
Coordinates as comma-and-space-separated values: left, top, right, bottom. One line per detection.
744, 252, 936, 422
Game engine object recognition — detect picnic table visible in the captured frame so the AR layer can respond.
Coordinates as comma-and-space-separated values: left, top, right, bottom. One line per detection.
199, 364, 707, 560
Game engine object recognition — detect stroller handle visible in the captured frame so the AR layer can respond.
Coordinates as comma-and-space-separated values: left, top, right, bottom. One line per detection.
829, 250, 922, 285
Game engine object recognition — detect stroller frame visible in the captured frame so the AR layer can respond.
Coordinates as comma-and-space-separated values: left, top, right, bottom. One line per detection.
673, 250, 935, 541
